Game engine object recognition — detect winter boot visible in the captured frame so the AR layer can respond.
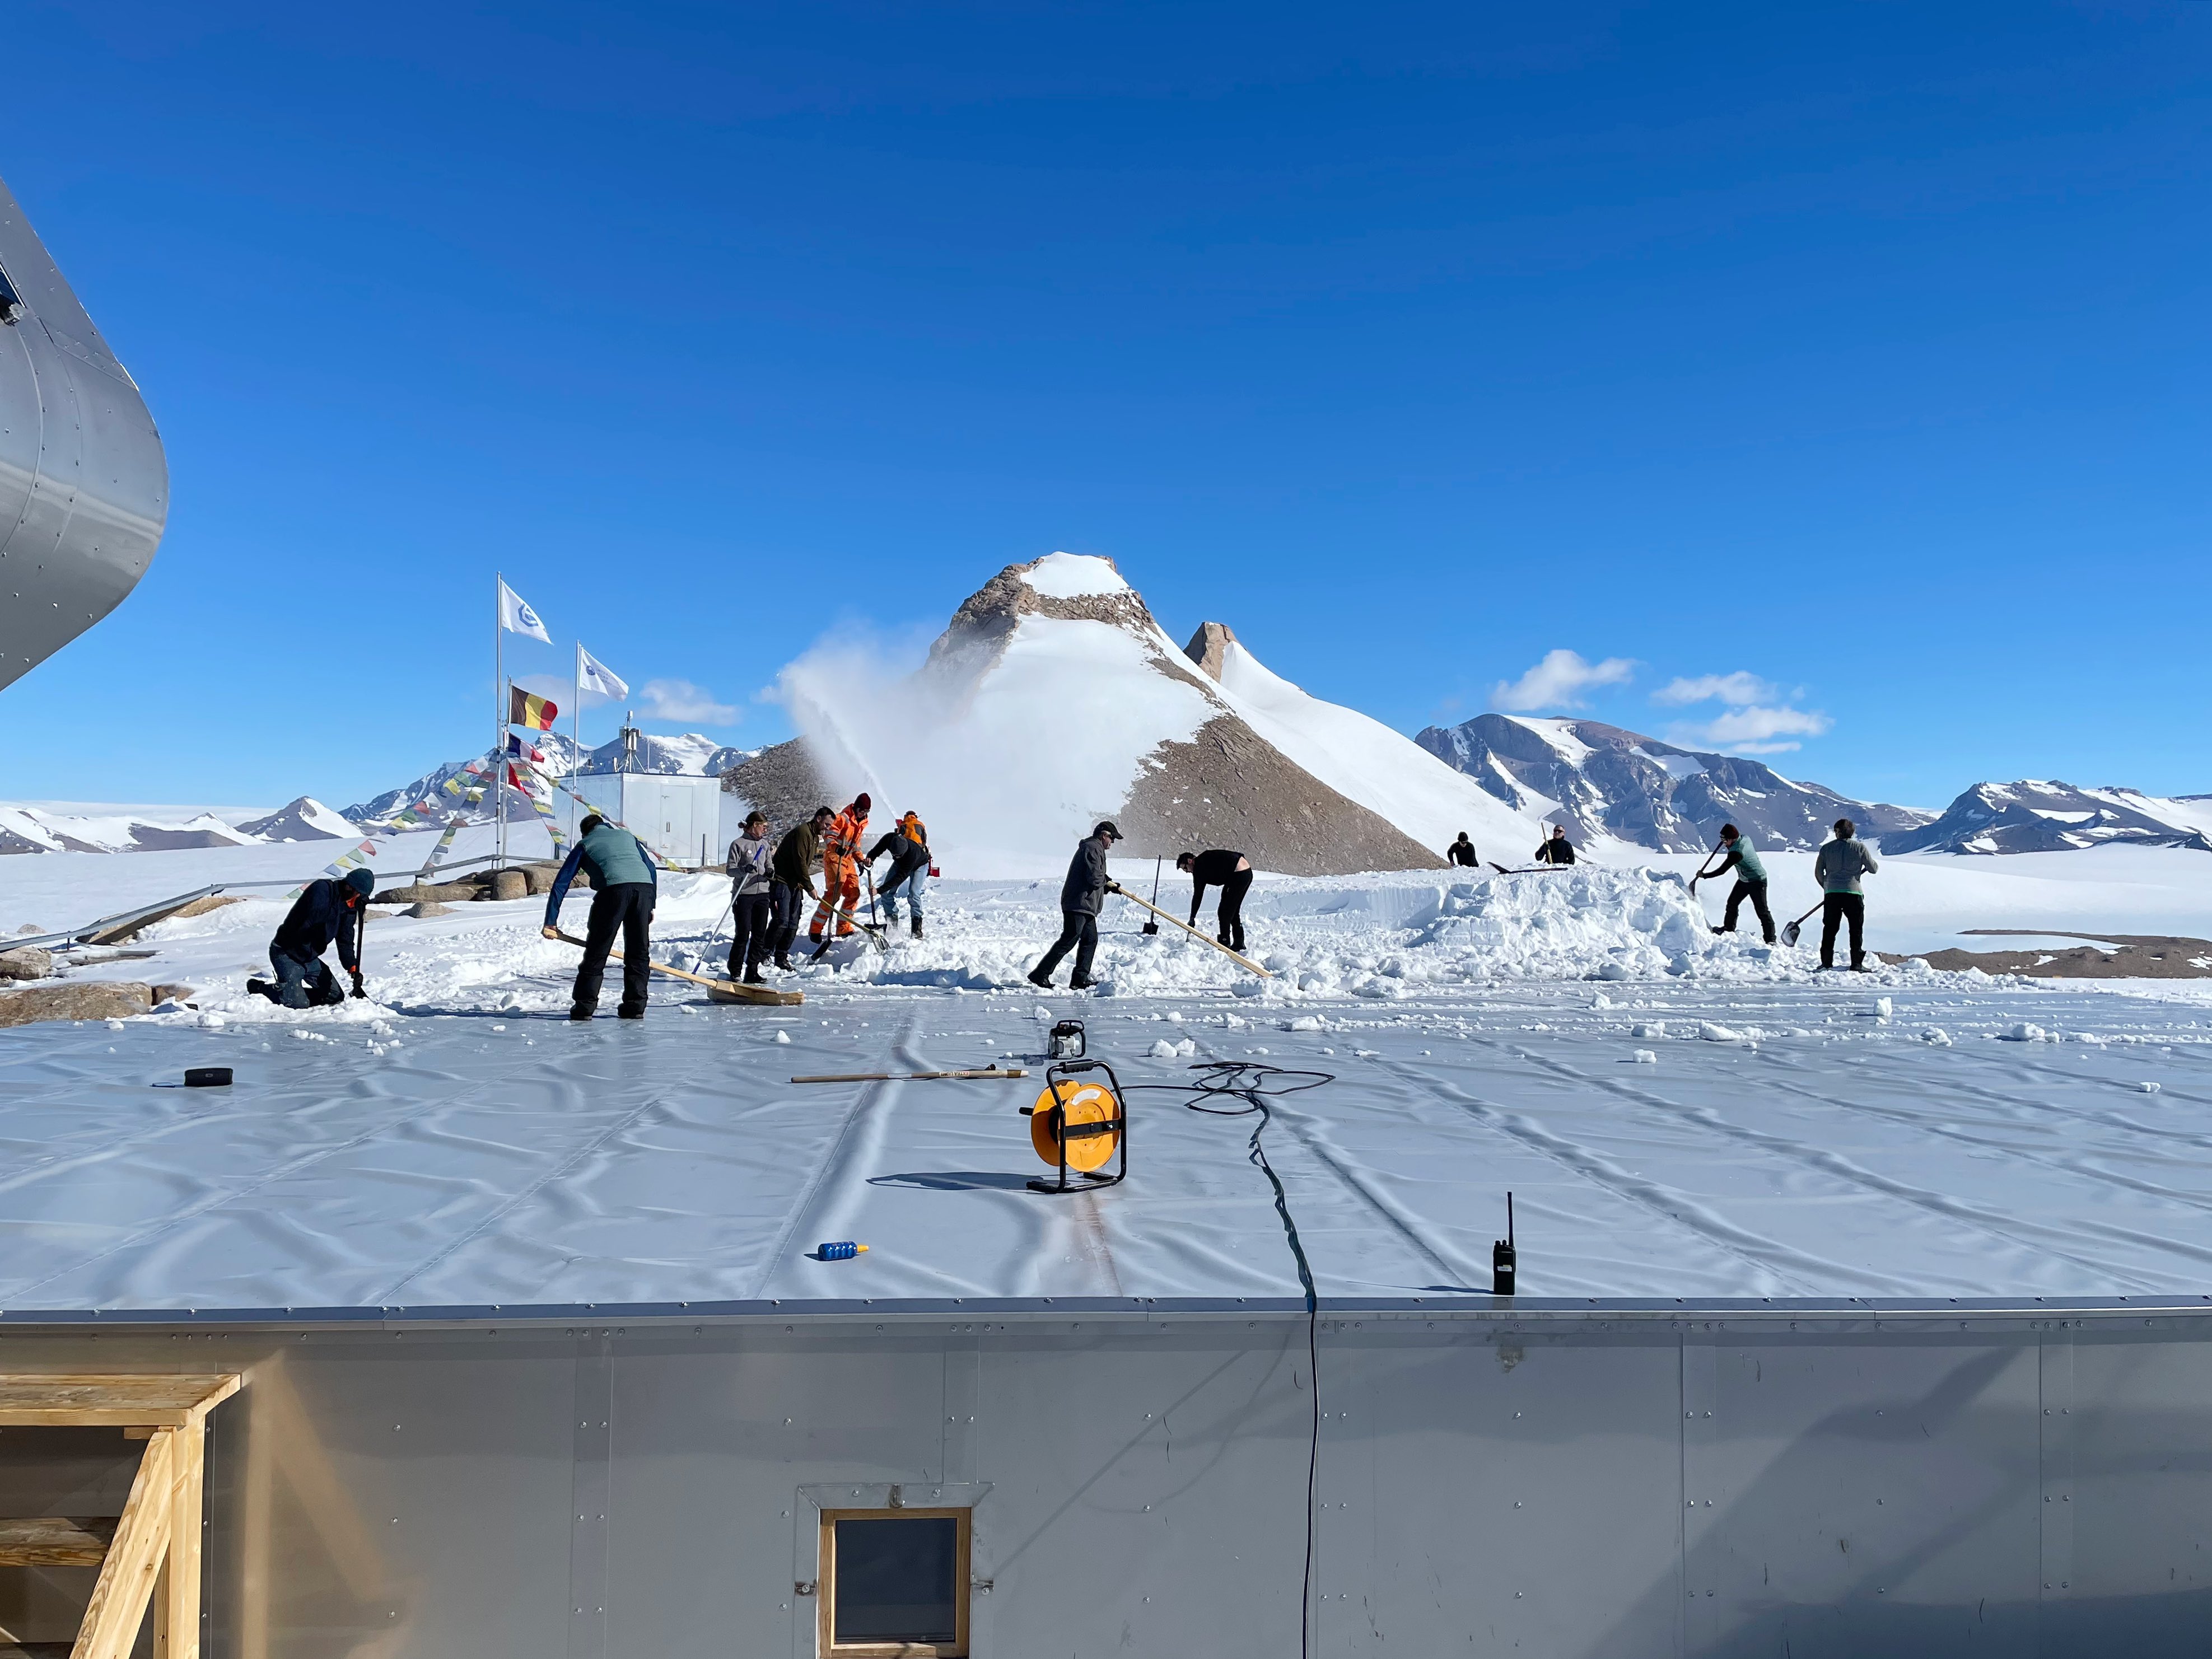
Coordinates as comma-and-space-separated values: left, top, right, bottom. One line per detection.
911, 916, 923, 940
743, 969, 766, 985
1069, 973, 1094, 990
1026, 968, 1053, 989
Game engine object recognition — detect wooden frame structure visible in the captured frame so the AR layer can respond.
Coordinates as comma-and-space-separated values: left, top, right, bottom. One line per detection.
816, 1508, 970, 1658
0, 1373, 239, 1659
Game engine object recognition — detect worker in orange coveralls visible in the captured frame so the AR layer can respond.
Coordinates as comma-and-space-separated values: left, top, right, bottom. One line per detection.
809, 792, 872, 943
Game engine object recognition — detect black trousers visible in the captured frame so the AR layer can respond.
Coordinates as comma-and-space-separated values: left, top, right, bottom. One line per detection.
1034, 909, 1099, 983
575, 881, 655, 1014
1821, 892, 1866, 969
769, 881, 806, 961
1211, 866, 1254, 953
729, 891, 772, 979
1721, 878, 1776, 944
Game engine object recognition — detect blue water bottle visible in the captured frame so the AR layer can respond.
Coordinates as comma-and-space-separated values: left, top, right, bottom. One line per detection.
819, 1241, 868, 1261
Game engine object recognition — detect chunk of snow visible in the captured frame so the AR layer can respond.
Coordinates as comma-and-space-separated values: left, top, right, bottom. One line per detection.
1634, 1021, 1667, 1039
1922, 1029, 1952, 1046
2003, 1022, 2047, 1043
773, 1030, 791, 1045
2140, 1081, 2162, 1094
1631, 1049, 1658, 1064
1874, 997, 1893, 1020
1698, 1022, 1741, 1042
1149, 1039, 1178, 1058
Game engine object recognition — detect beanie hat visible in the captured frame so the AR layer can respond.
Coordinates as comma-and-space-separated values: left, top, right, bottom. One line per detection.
853, 793, 872, 814
1720, 824, 1739, 839
1094, 820, 1122, 839
343, 868, 375, 898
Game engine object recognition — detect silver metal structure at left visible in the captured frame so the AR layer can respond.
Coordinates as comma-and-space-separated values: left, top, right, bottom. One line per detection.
0, 173, 169, 690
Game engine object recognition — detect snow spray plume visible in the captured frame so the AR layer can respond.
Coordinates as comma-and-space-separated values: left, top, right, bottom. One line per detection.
778, 629, 1118, 875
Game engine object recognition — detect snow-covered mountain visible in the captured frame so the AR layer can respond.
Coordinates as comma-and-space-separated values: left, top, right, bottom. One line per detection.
343, 732, 752, 826
1414, 713, 1930, 853
0, 804, 257, 856
762, 552, 1541, 874
1886, 781, 2212, 855
1183, 622, 1534, 860
235, 797, 361, 842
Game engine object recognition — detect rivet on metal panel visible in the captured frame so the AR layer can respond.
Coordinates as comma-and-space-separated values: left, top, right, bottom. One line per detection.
794, 1582, 816, 1597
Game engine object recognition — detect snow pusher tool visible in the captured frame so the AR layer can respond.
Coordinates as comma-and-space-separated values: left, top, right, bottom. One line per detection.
1107, 883, 1273, 978
546, 927, 803, 1005
1780, 900, 1824, 948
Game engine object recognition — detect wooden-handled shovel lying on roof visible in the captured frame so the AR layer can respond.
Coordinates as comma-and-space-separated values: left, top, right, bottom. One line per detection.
1108, 884, 1273, 978
544, 926, 804, 1006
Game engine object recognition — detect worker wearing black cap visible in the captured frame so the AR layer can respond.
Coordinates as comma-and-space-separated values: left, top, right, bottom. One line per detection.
1029, 820, 1122, 989
256, 867, 375, 1007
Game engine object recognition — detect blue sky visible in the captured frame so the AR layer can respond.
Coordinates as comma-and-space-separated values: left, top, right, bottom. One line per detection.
3, 2, 2206, 812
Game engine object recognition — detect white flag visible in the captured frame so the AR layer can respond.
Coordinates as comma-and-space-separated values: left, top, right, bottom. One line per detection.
577, 645, 628, 701
498, 578, 552, 643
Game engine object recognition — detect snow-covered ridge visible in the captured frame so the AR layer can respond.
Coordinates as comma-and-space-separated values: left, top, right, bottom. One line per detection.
0, 803, 260, 856
1888, 781, 2212, 856
1414, 712, 1929, 853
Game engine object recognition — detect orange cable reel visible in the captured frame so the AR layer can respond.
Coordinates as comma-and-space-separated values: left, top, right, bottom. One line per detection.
1027, 1074, 1123, 1174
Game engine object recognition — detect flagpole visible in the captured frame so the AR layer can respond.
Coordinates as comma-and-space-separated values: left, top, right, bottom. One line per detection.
494, 572, 507, 871
572, 641, 584, 843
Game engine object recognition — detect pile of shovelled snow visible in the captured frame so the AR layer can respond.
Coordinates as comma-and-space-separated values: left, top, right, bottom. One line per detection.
1408, 868, 1709, 980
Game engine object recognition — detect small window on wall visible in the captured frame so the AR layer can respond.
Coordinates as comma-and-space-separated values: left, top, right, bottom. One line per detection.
820, 1508, 969, 1657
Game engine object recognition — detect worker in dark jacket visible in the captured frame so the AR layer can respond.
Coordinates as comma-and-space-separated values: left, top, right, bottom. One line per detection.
867, 812, 932, 938
259, 868, 374, 1007
1446, 833, 1479, 868
769, 807, 832, 970
1177, 848, 1254, 954
1534, 825, 1578, 865
541, 814, 660, 1019
1029, 821, 1121, 989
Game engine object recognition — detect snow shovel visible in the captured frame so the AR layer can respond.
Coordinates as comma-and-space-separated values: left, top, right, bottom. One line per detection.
860, 864, 891, 954
1107, 884, 1273, 978
1780, 899, 1824, 949
1688, 844, 1725, 894
1140, 857, 1162, 936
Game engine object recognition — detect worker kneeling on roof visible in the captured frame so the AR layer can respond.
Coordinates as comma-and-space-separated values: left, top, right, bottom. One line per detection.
542, 814, 659, 1021
258, 867, 374, 1008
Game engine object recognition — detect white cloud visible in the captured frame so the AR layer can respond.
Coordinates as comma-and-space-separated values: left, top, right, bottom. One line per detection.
1667, 704, 1832, 755
1490, 649, 1635, 712
1652, 671, 1777, 708
641, 679, 739, 725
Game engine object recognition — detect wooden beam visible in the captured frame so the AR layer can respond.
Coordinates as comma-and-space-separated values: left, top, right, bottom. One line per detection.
162, 1420, 205, 1659
0, 1375, 239, 1429
0, 1516, 117, 1568
71, 1429, 173, 1659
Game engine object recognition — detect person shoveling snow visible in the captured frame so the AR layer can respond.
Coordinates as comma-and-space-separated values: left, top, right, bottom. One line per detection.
1029, 821, 1120, 990
542, 814, 660, 1020
248, 867, 374, 1008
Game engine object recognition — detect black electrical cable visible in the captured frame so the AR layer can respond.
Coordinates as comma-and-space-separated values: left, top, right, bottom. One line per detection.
1130, 1060, 1333, 1658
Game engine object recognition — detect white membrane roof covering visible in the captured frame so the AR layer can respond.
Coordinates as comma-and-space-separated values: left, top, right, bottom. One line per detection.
2, 980, 2211, 1320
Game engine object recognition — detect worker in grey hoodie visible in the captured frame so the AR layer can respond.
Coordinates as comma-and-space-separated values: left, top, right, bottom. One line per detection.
1700, 823, 1775, 945
724, 811, 775, 983
1812, 816, 1880, 971
1028, 821, 1121, 989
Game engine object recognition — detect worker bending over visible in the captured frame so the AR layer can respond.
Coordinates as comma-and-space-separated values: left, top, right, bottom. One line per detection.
868, 811, 932, 939
810, 793, 871, 946
1446, 832, 1478, 868
542, 813, 659, 1020
1178, 848, 1254, 955
255, 868, 374, 1007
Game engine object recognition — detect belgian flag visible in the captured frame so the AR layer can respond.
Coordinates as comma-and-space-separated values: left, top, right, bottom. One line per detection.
508, 685, 558, 731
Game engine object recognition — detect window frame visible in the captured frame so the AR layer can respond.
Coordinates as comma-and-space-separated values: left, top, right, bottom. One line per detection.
817, 1506, 972, 1658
